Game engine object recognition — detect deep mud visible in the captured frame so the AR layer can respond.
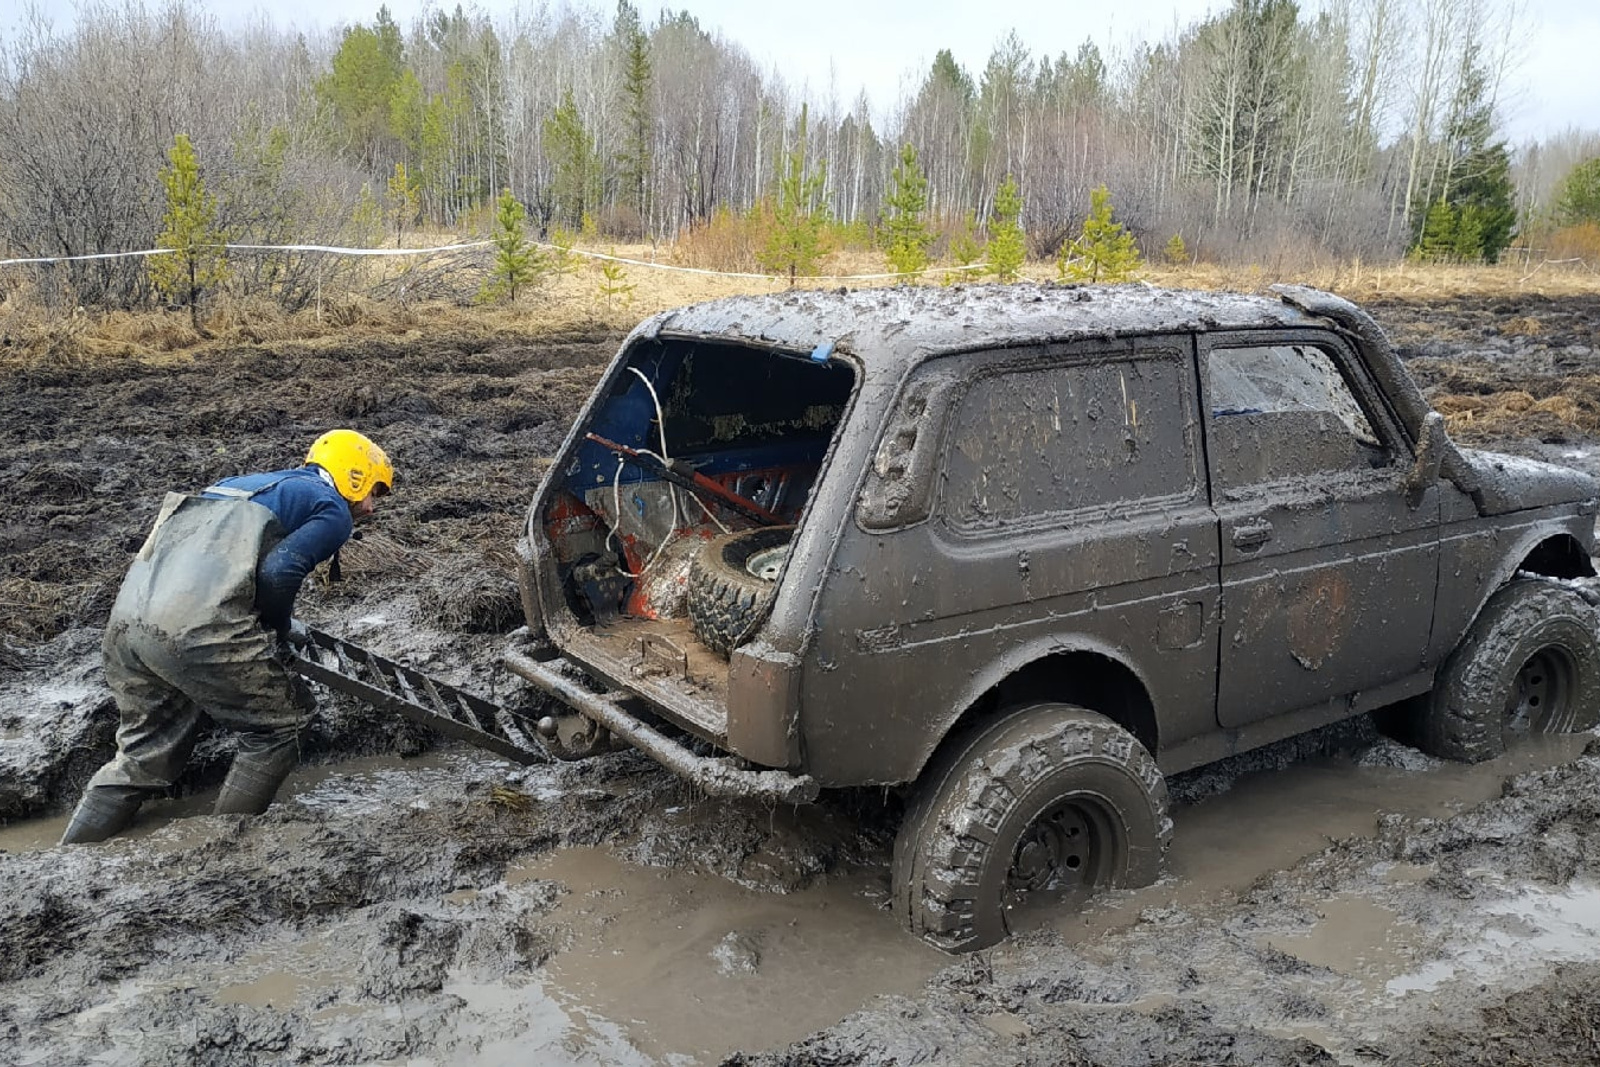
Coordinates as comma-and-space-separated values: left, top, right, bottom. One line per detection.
4, 291, 1600, 1065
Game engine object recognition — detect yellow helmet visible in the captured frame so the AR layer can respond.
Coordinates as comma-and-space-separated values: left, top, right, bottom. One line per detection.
305, 429, 394, 503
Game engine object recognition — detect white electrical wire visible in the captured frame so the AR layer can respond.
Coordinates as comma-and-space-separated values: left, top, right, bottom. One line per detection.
608, 453, 645, 578
629, 368, 683, 547
602, 364, 750, 577
605, 367, 685, 579
629, 367, 672, 460
691, 492, 732, 534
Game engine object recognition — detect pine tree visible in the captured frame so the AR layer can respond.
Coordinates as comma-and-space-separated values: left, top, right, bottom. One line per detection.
944, 211, 986, 285
614, 1, 652, 233
1410, 45, 1517, 263
1414, 198, 1458, 262
481, 188, 541, 303
385, 162, 421, 247
545, 89, 595, 230
598, 250, 635, 308
1555, 158, 1600, 227
149, 133, 228, 332
547, 225, 580, 277
1164, 233, 1188, 265
1451, 205, 1486, 261
314, 17, 406, 170
1450, 143, 1515, 263
882, 143, 933, 280
986, 174, 1025, 282
351, 183, 384, 246
758, 104, 830, 286
1059, 185, 1142, 282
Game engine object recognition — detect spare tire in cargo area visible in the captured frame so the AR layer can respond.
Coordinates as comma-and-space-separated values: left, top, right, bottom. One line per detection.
688, 525, 796, 656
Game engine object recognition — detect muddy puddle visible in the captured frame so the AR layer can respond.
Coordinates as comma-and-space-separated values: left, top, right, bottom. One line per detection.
4, 730, 1596, 1065
1, 748, 940, 1064
502, 849, 944, 1061
0, 752, 469, 853
1004, 730, 1595, 945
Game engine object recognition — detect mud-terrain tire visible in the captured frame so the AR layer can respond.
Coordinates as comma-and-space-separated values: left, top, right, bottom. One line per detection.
1423, 578, 1600, 763
892, 704, 1171, 953
687, 525, 795, 656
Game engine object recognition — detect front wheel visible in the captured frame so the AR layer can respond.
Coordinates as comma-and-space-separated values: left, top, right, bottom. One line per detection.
1422, 578, 1600, 763
892, 704, 1171, 953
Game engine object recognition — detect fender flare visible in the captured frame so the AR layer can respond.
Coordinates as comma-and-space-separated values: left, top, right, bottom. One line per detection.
1450, 526, 1597, 654
906, 630, 1161, 783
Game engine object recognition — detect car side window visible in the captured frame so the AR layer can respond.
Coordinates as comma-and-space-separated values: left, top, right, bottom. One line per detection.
1206, 343, 1390, 491
943, 353, 1197, 531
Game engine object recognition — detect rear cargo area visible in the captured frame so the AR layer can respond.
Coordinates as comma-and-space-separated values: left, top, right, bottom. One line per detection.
532, 337, 854, 736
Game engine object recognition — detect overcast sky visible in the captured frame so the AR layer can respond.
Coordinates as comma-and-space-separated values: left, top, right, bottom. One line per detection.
13, 0, 1599, 144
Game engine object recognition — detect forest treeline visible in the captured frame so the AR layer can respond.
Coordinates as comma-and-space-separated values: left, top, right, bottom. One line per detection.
3, 0, 1600, 311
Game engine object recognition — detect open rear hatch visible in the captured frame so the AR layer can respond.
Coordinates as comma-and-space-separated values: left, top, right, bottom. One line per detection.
523, 335, 855, 746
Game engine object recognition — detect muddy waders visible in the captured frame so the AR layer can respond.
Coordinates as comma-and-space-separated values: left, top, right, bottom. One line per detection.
61, 488, 315, 845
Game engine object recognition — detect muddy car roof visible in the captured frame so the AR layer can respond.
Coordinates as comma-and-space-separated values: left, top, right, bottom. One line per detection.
641, 282, 1322, 368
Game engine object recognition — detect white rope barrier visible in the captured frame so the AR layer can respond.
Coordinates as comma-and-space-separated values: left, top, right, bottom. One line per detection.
0, 240, 490, 266
0, 248, 174, 265
0, 239, 985, 283
1517, 257, 1595, 284
219, 240, 493, 256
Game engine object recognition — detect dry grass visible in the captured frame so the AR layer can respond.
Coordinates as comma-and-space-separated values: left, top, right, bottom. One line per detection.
0, 575, 108, 643
1142, 257, 1600, 301
1426, 362, 1600, 442
4, 236, 1599, 366
331, 530, 430, 581
417, 566, 523, 633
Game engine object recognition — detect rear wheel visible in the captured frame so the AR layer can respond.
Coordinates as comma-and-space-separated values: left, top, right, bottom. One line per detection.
892, 704, 1170, 952
1422, 579, 1600, 762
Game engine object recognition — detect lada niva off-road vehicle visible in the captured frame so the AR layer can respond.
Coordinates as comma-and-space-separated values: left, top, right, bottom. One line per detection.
505, 283, 1600, 951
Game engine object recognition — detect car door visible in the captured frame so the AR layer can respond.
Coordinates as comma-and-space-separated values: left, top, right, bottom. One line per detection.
1201, 330, 1440, 728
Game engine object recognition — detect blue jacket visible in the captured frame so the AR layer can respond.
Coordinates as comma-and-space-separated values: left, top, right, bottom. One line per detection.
203, 467, 352, 632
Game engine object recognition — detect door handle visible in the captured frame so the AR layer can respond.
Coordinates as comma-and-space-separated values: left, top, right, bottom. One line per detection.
1231, 522, 1273, 549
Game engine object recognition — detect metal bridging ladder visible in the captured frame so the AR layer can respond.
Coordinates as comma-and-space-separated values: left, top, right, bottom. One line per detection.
292, 626, 549, 765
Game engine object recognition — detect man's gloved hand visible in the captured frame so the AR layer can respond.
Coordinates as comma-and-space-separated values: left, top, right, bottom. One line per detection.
284, 618, 313, 649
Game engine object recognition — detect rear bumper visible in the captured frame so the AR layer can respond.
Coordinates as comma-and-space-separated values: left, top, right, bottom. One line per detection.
503, 635, 820, 805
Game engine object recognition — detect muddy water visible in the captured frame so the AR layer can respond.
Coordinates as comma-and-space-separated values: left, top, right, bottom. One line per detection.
502, 848, 945, 1062
1383, 879, 1600, 993
1038, 731, 1592, 942
202, 837, 948, 1064
203, 922, 661, 1067
1169, 732, 1589, 887
4, 731, 1594, 1066
0, 752, 466, 853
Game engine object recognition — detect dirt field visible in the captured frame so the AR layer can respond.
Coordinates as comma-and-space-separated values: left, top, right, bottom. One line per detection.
5, 284, 1600, 1065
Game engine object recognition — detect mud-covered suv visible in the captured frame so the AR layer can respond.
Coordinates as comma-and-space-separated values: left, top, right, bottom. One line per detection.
507, 283, 1600, 951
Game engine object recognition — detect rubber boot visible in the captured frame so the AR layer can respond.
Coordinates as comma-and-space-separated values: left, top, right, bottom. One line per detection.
59, 786, 145, 845
213, 736, 298, 816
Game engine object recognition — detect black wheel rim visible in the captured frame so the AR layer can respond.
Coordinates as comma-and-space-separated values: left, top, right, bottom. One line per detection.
1506, 646, 1574, 737
1004, 798, 1113, 901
